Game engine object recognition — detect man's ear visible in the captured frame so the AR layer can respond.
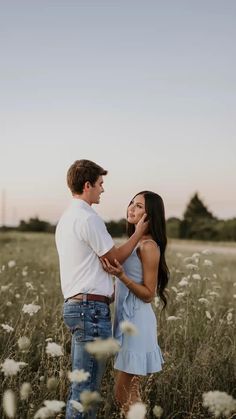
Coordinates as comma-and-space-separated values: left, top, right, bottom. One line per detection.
84, 181, 91, 191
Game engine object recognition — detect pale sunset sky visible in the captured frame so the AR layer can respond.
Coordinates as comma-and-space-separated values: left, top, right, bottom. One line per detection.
0, 0, 235, 225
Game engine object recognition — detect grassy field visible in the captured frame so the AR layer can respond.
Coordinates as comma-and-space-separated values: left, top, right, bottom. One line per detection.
0, 232, 235, 418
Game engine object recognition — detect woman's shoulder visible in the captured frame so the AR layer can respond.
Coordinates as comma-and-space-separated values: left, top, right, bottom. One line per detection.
139, 237, 159, 248
138, 238, 160, 257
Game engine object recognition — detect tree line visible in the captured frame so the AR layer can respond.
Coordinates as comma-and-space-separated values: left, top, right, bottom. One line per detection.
1, 193, 235, 241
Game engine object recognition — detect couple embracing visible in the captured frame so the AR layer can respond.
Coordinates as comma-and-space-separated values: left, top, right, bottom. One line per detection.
55, 159, 169, 418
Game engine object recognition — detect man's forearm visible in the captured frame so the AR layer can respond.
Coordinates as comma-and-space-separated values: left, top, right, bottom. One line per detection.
105, 231, 141, 264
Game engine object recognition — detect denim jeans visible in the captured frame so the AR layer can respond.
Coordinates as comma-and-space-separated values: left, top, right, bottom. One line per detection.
63, 299, 112, 419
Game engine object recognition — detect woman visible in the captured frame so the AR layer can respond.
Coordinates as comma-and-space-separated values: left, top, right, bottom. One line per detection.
101, 191, 169, 415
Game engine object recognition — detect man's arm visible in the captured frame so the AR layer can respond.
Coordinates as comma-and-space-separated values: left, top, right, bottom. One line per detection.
101, 242, 160, 302
101, 213, 148, 264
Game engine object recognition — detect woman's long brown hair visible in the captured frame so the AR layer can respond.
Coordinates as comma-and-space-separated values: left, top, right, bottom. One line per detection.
127, 191, 169, 308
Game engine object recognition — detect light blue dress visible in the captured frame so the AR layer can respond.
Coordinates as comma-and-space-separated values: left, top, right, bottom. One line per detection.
113, 243, 164, 375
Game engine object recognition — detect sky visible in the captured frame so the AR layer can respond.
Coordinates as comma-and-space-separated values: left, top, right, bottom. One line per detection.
0, 0, 235, 225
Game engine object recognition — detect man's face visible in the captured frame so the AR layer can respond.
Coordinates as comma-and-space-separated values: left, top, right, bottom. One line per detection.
89, 175, 104, 204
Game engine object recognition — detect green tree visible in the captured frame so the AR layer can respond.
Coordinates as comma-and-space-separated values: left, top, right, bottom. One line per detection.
166, 217, 181, 238
180, 193, 217, 240
105, 219, 126, 237
18, 217, 54, 232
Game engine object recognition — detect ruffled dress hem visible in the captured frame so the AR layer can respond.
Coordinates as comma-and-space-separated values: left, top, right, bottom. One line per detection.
114, 346, 164, 376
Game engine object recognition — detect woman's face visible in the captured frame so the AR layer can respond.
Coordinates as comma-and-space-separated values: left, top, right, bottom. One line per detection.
127, 194, 146, 225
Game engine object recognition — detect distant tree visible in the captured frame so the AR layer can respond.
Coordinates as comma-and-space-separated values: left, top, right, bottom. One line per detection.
105, 219, 126, 237
216, 218, 236, 241
166, 217, 181, 238
180, 193, 217, 240
18, 217, 54, 233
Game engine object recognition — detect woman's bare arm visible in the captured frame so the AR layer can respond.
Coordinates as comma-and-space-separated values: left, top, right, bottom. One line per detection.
101, 241, 160, 303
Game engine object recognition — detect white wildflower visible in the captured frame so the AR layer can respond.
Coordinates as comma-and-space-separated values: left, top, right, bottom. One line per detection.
1, 358, 27, 377
176, 292, 186, 301
192, 273, 201, 280
6, 302, 12, 306
205, 311, 212, 320
70, 400, 84, 412
233, 294, 236, 299
18, 336, 31, 351
154, 296, 160, 307
46, 342, 63, 357
68, 369, 90, 383
201, 249, 212, 255
3, 389, 16, 418
227, 312, 233, 325
127, 402, 147, 419
8, 260, 16, 268
171, 286, 178, 293
1, 324, 14, 333
15, 293, 20, 298
120, 320, 138, 336
85, 338, 120, 359
208, 291, 220, 298
153, 405, 163, 418
80, 390, 101, 411
167, 316, 179, 321
202, 390, 236, 417
25, 282, 34, 289
44, 400, 65, 413
178, 278, 188, 287
1, 284, 11, 292
34, 407, 52, 419
22, 304, 41, 316
47, 377, 58, 391
186, 263, 198, 270
192, 252, 200, 258
203, 259, 213, 267
34, 400, 65, 419
198, 298, 209, 305
184, 256, 195, 264
20, 382, 32, 400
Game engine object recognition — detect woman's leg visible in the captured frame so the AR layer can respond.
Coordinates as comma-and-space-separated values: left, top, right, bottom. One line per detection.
115, 371, 141, 415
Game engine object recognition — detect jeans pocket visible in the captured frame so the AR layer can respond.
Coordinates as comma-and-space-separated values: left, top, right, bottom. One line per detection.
63, 312, 84, 339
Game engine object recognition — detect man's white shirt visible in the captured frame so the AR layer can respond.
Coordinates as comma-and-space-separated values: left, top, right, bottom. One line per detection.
55, 198, 114, 299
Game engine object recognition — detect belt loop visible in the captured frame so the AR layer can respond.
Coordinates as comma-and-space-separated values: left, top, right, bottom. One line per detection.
82, 294, 87, 306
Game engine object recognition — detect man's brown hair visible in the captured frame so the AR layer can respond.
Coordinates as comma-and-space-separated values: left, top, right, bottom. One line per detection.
67, 159, 108, 194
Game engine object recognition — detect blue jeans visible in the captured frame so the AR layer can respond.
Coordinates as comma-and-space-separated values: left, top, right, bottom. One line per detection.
63, 299, 112, 419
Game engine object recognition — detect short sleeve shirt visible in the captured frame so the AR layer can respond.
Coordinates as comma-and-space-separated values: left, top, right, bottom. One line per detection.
55, 199, 114, 299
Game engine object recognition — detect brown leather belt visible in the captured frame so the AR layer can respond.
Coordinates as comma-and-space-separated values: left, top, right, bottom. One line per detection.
68, 293, 111, 305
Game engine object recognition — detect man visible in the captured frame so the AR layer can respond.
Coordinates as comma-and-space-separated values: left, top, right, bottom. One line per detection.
55, 159, 147, 418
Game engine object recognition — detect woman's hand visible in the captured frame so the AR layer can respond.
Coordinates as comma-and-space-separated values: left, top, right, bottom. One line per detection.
136, 213, 149, 236
100, 257, 125, 279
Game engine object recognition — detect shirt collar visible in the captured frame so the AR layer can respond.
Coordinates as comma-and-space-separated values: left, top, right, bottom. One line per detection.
71, 198, 96, 213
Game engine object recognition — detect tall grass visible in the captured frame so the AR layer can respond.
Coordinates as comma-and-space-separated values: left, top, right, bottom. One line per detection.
0, 232, 235, 418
